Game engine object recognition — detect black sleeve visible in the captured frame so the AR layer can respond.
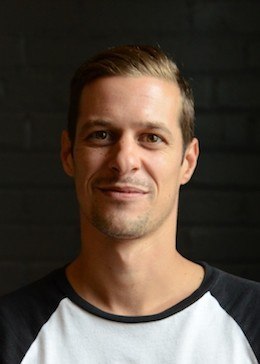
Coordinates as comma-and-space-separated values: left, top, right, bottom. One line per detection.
210, 268, 260, 362
0, 270, 65, 364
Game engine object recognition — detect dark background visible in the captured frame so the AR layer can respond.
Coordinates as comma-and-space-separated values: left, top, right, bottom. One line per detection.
0, 0, 259, 296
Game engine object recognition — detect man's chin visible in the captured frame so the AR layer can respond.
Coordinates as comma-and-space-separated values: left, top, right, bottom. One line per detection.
91, 215, 150, 240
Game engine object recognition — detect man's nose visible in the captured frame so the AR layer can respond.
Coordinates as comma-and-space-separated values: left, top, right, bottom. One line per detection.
108, 135, 141, 175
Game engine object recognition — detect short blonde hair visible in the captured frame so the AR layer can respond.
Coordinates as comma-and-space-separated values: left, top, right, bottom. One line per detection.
68, 45, 195, 148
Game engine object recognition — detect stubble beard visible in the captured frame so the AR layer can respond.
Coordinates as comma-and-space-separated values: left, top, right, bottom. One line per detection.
86, 176, 155, 240
90, 205, 150, 240
88, 197, 177, 241
80, 176, 178, 240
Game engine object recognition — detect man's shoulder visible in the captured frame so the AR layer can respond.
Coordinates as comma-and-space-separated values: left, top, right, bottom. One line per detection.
0, 268, 66, 364
199, 263, 260, 325
0, 268, 63, 308
208, 264, 260, 302
0, 267, 66, 327
206, 264, 260, 359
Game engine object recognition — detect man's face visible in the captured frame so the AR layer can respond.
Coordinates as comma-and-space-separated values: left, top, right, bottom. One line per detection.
61, 76, 198, 240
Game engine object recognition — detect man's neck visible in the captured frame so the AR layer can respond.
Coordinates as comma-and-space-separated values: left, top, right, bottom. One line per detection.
66, 229, 204, 316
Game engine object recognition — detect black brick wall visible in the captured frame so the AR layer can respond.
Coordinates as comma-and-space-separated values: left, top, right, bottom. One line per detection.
0, 0, 259, 295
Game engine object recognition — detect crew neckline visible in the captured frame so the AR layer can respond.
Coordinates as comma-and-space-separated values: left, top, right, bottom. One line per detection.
54, 262, 217, 324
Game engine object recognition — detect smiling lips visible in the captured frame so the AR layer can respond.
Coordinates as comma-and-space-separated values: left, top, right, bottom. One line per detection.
97, 185, 148, 199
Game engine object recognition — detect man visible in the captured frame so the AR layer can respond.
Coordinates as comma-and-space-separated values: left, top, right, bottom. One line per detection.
0, 45, 259, 363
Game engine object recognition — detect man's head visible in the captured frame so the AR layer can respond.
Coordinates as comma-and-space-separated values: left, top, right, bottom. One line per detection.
61, 45, 199, 241
67, 45, 194, 150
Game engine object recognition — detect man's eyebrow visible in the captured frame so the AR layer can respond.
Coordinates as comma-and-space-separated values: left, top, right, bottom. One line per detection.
78, 119, 173, 136
134, 121, 173, 136
77, 119, 113, 134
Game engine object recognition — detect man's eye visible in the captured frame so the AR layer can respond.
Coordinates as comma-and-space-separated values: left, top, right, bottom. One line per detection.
142, 134, 163, 143
85, 130, 116, 145
92, 131, 109, 139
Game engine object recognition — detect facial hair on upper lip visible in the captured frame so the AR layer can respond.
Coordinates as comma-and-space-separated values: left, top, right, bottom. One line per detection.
92, 176, 152, 193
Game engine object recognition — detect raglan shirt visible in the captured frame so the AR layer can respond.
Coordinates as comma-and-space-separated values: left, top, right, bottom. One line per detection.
0, 263, 259, 364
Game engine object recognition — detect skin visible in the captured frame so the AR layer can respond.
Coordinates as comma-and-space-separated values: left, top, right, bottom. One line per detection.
61, 75, 204, 316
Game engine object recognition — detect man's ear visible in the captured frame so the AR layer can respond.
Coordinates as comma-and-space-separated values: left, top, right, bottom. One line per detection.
60, 130, 75, 177
180, 138, 199, 185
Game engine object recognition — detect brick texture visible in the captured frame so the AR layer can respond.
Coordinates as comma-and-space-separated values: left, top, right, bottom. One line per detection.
0, 0, 259, 295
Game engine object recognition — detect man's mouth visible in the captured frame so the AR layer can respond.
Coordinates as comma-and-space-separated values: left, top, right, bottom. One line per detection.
97, 185, 148, 199
100, 186, 147, 193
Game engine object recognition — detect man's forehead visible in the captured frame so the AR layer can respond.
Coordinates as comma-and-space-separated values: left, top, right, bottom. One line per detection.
77, 76, 182, 131
81, 75, 180, 93
79, 75, 182, 112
